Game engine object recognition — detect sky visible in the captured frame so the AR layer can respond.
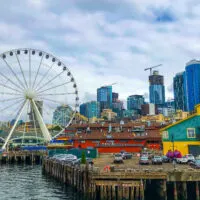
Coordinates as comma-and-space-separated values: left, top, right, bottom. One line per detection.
0, 0, 200, 107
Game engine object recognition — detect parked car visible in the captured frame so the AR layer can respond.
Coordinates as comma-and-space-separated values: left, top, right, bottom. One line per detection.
114, 153, 123, 163
152, 156, 162, 165
162, 155, 170, 163
189, 159, 200, 169
175, 156, 188, 164
139, 156, 150, 165
185, 154, 195, 162
141, 152, 153, 159
121, 151, 132, 159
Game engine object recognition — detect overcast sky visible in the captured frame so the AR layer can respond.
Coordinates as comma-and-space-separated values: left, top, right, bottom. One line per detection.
0, 0, 199, 106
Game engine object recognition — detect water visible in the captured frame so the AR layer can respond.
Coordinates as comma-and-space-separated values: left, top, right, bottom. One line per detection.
0, 165, 85, 200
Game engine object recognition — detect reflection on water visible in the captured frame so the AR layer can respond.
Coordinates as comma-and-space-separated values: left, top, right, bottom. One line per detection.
0, 165, 86, 200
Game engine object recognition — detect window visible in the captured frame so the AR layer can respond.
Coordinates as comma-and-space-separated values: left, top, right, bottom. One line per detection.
187, 128, 196, 138
162, 131, 168, 139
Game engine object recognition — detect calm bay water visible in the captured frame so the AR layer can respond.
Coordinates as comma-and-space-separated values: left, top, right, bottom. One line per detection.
0, 165, 85, 200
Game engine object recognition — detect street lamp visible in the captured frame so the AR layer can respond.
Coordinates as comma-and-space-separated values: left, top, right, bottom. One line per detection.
171, 133, 176, 170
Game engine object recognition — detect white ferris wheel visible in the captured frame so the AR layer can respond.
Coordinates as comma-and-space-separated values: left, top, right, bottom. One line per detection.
0, 48, 79, 149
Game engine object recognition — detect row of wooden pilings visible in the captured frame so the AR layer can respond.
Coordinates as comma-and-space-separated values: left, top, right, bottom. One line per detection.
0, 151, 47, 164
43, 158, 92, 198
43, 158, 152, 200
42, 158, 200, 200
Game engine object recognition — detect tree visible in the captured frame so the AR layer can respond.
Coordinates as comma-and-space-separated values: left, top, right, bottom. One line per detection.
81, 151, 86, 164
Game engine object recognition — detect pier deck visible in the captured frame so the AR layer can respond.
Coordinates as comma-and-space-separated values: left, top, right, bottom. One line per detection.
43, 154, 200, 200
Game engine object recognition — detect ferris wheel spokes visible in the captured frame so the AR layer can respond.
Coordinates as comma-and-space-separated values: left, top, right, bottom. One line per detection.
15, 51, 29, 88
2, 100, 28, 150
37, 80, 71, 94
36, 70, 65, 92
1, 57, 26, 90
34, 62, 55, 91
31, 99, 52, 141
32, 54, 44, 89
0, 71, 24, 92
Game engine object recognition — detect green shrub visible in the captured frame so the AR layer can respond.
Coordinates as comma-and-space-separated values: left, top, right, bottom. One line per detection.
81, 152, 86, 164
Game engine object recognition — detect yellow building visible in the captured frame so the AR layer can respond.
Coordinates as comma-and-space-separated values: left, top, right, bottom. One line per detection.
101, 109, 117, 121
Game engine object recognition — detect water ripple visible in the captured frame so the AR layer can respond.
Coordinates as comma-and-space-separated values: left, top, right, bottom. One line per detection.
0, 165, 85, 200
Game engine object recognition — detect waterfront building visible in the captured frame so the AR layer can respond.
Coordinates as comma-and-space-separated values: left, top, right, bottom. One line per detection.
101, 109, 117, 121
97, 86, 112, 112
80, 101, 100, 119
52, 105, 73, 127
149, 70, 165, 106
161, 104, 200, 156
127, 95, 144, 117
57, 121, 162, 152
185, 60, 200, 111
173, 72, 187, 111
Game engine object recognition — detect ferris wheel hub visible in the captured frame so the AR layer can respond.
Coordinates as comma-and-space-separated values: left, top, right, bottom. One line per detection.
24, 88, 37, 100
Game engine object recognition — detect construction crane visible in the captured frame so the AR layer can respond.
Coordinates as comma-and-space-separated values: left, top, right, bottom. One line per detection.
102, 82, 117, 87
144, 64, 162, 75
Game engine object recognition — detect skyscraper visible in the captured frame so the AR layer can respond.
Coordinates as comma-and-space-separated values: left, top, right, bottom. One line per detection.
29, 101, 43, 128
112, 92, 119, 103
149, 70, 165, 106
173, 72, 187, 111
185, 60, 200, 111
80, 101, 100, 119
97, 86, 112, 112
127, 95, 144, 115
52, 105, 73, 127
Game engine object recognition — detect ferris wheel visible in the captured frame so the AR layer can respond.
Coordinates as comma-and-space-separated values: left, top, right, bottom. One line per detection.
0, 48, 79, 149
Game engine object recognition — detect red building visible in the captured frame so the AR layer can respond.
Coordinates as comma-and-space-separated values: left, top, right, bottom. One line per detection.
57, 122, 163, 153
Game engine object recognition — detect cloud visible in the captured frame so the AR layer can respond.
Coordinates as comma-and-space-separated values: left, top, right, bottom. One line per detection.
0, 0, 199, 119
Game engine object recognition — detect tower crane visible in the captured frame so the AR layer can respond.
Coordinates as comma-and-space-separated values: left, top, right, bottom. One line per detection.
102, 82, 117, 87
144, 64, 162, 75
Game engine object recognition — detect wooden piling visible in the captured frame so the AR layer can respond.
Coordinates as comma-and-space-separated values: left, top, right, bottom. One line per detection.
196, 181, 199, 200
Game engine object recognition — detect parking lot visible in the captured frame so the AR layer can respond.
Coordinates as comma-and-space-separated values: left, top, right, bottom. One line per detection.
93, 153, 197, 172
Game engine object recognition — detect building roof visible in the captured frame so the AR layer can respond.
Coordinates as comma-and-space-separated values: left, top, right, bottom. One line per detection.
160, 104, 200, 131
70, 129, 161, 140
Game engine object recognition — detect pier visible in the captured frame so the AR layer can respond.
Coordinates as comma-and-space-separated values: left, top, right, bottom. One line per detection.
0, 150, 47, 164
43, 155, 200, 200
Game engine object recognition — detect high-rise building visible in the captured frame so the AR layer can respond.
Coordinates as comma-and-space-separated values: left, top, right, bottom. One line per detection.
185, 60, 200, 111
127, 95, 144, 112
149, 70, 165, 106
112, 92, 119, 103
29, 101, 43, 128
52, 105, 73, 127
112, 100, 124, 118
141, 103, 156, 116
80, 101, 100, 119
97, 86, 112, 112
173, 72, 187, 111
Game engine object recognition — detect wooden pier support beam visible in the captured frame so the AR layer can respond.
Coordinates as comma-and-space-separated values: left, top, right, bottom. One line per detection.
196, 182, 199, 200
174, 182, 178, 200
182, 182, 187, 200
112, 186, 116, 200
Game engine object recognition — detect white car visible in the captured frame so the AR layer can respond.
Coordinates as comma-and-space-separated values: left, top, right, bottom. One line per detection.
176, 156, 188, 164
185, 154, 195, 162
114, 153, 123, 163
